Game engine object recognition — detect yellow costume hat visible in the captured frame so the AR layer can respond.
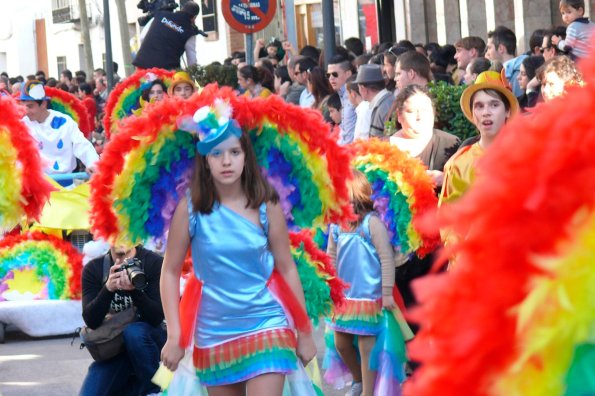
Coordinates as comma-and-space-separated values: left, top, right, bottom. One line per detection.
460, 70, 520, 123
167, 71, 197, 96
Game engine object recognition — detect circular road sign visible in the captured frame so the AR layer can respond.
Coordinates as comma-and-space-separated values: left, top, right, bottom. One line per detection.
222, 0, 277, 34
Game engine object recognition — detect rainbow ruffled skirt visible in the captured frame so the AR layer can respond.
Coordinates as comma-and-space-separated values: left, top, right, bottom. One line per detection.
193, 328, 297, 386
328, 298, 383, 336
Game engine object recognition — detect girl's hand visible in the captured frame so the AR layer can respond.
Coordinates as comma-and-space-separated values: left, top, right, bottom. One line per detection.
382, 294, 396, 310
551, 35, 560, 46
296, 332, 317, 366
161, 339, 185, 371
279, 81, 290, 97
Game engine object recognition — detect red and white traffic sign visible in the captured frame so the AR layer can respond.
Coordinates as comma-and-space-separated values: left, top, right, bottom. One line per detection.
222, 0, 277, 34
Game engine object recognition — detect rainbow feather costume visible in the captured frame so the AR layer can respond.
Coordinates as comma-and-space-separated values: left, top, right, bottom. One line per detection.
404, 49, 595, 396
45, 87, 93, 137
0, 231, 83, 301
103, 68, 175, 138
350, 139, 440, 257
0, 97, 54, 231
90, 84, 352, 247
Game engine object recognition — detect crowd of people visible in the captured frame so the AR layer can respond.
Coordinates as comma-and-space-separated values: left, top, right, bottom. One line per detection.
2, 0, 593, 395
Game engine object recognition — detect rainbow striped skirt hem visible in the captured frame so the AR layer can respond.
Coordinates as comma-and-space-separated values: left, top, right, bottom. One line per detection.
327, 298, 383, 336
193, 328, 298, 386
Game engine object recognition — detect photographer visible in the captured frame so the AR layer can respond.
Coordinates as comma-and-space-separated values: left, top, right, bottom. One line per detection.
133, 1, 201, 70
80, 245, 165, 396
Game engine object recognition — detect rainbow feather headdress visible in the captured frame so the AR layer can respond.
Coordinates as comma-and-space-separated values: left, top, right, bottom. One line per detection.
45, 87, 93, 137
90, 84, 353, 247
103, 68, 175, 138
404, 49, 595, 396
350, 140, 440, 257
0, 97, 54, 231
0, 231, 83, 301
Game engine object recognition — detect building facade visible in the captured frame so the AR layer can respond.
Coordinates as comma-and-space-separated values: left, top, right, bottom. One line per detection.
297, 0, 593, 54
1, 0, 593, 79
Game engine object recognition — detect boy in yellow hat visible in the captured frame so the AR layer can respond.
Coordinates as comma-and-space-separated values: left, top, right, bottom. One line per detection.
439, 71, 519, 206
167, 71, 197, 99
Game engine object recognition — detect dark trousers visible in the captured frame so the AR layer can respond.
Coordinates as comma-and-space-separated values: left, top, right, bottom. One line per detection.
79, 322, 166, 396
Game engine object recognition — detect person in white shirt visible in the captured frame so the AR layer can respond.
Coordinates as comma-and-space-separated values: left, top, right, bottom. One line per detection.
18, 81, 98, 178
294, 57, 317, 108
346, 79, 371, 141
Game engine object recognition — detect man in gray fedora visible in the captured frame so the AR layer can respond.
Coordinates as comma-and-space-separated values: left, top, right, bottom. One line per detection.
356, 64, 394, 139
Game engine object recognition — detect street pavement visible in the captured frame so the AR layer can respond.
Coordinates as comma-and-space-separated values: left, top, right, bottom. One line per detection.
0, 325, 345, 396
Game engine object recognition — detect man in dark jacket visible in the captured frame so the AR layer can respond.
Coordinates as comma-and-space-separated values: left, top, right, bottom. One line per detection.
79, 245, 166, 396
133, 1, 200, 70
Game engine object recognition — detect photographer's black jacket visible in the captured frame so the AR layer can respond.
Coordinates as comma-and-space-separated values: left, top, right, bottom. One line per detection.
82, 246, 164, 329
133, 10, 198, 70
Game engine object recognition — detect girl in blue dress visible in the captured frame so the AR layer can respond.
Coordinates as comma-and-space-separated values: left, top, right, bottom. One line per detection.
159, 105, 316, 395
327, 170, 399, 396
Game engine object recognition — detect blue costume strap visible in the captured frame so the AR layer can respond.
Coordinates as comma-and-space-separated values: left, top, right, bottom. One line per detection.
186, 189, 197, 238
360, 213, 373, 243
259, 202, 268, 236
330, 224, 339, 242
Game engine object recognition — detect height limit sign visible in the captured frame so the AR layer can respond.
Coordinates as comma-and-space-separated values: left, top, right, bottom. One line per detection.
222, 0, 277, 34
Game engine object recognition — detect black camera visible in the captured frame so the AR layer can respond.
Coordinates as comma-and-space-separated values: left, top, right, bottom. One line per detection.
137, 0, 178, 26
117, 257, 147, 290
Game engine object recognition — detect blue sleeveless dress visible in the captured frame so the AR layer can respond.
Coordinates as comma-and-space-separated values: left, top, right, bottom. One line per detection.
187, 199, 297, 386
327, 213, 384, 336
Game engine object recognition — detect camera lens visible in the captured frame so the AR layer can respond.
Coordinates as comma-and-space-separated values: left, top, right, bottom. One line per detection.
129, 271, 147, 290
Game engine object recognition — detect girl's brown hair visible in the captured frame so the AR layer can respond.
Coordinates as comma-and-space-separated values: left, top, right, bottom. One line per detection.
349, 169, 374, 221
191, 132, 279, 214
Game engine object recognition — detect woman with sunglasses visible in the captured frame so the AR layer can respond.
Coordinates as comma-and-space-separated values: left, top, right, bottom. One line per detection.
307, 66, 334, 113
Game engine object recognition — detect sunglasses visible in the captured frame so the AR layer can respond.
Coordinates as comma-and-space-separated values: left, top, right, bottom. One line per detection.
539, 46, 552, 53
326, 72, 339, 78
386, 46, 399, 57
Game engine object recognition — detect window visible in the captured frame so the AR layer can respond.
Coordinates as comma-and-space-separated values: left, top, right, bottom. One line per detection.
57, 56, 67, 76
201, 0, 218, 34
52, 0, 70, 9
52, 0, 73, 24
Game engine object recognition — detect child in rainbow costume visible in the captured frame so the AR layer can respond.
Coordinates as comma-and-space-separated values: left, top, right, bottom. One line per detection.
89, 85, 353, 394
160, 100, 318, 393
324, 140, 440, 396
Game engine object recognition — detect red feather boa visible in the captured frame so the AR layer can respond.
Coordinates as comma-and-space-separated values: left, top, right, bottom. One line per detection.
404, 59, 595, 395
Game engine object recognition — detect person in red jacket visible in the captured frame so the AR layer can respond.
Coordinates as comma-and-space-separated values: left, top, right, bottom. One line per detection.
78, 82, 97, 132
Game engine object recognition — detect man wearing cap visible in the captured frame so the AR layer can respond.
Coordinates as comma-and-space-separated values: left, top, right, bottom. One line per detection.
18, 80, 99, 177
356, 64, 394, 139
439, 71, 519, 206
